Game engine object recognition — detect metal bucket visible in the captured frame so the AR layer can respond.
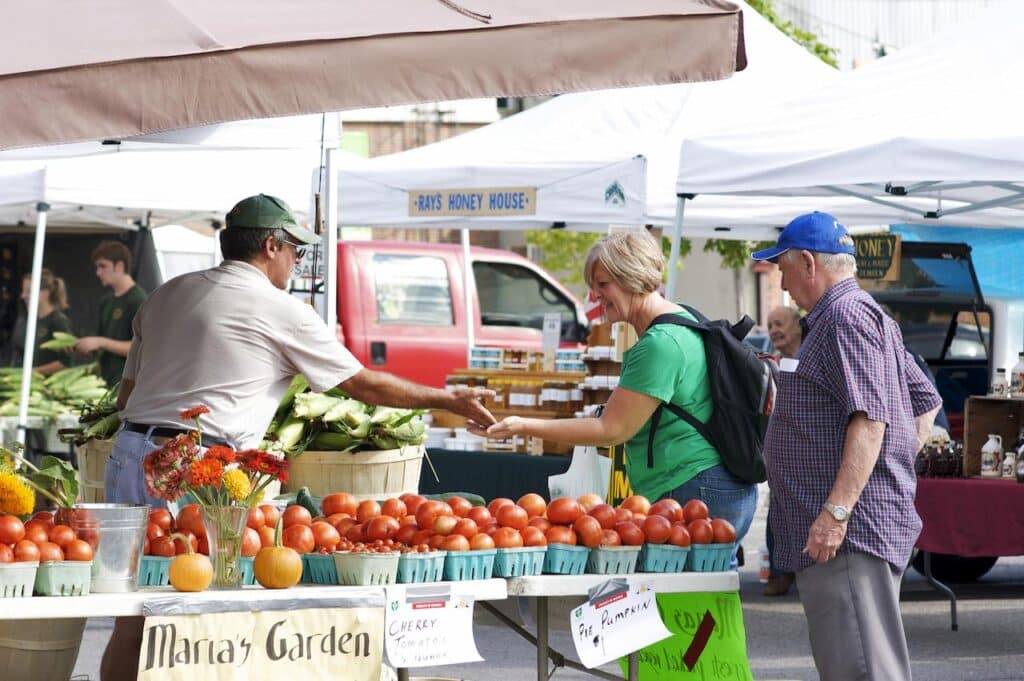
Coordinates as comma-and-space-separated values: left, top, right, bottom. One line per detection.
70, 503, 149, 593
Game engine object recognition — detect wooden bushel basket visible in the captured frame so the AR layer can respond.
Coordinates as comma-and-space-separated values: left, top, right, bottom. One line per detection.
76, 438, 114, 503
282, 445, 425, 500
0, 618, 87, 681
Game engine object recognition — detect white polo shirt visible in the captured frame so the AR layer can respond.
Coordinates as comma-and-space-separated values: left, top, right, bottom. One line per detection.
121, 260, 362, 448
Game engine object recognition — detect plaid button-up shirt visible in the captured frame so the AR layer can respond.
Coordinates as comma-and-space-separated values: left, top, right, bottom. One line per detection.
765, 278, 941, 573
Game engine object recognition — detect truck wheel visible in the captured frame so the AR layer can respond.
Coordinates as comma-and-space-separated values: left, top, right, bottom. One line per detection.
910, 552, 998, 582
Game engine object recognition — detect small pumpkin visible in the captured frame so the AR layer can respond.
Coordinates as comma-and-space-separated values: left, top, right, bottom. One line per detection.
254, 517, 303, 589
168, 532, 213, 592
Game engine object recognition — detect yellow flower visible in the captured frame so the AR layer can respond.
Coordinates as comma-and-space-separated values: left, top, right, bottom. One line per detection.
0, 472, 35, 516
223, 468, 252, 502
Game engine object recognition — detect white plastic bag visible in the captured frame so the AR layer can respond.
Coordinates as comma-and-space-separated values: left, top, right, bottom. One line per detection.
548, 446, 611, 500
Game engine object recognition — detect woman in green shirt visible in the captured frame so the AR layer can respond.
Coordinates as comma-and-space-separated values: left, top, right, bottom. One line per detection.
472, 230, 756, 557
16, 269, 73, 375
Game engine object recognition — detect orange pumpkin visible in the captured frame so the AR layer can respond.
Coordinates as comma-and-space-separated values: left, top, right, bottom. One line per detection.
168, 533, 213, 592
254, 518, 303, 589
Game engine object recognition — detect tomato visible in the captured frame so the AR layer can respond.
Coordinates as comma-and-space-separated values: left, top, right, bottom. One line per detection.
687, 519, 714, 544
446, 496, 473, 518
144, 537, 151, 555
345, 523, 366, 543
283, 504, 313, 528
148, 508, 174, 531
710, 518, 737, 544
620, 495, 652, 516
283, 524, 315, 554
415, 501, 450, 530
443, 534, 470, 552
254, 524, 274, 548
322, 492, 358, 517
572, 515, 603, 548
649, 499, 683, 522
453, 518, 479, 539
259, 504, 281, 529
146, 522, 165, 542
643, 515, 672, 544
588, 504, 617, 530
545, 525, 577, 546
30, 512, 54, 529
496, 504, 529, 530
517, 493, 547, 518
632, 513, 647, 525
150, 536, 176, 557
172, 531, 199, 555
14, 539, 40, 561
400, 494, 426, 514
333, 516, 358, 535
466, 506, 493, 527
487, 497, 515, 517
432, 515, 459, 536
176, 505, 207, 538
520, 526, 548, 547
0, 544, 13, 563
241, 528, 262, 557
245, 506, 265, 531
428, 534, 447, 550
668, 524, 691, 547
615, 521, 644, 546
469, 533, 495, 550
365, 516, 399, 542
577, 493, 604, 512
546, 497, 584, 525
353, 499, 380, 523
411, 529, 433, 546
528, 517, 552, 532
492, 527, 524, 549
312, 521, 342, 550
599, 529, 622, 547
197, 535, 210, 555
0, 515, 25, 545
614, 507, 634, 524
399, 514, 418, 527
683, 499, 710, 523
381, 498, 408, 520
24, 525, 49, 546
325, 512, 350, 527
393, 524, 419, 546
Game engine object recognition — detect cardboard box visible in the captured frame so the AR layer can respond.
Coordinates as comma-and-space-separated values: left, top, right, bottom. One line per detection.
963, 396, 1024, 476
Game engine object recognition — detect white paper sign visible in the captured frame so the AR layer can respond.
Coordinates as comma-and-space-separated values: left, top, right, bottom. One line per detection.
542, 312, 562, 351
384, 586, 483, 668
570, 579, 673, 669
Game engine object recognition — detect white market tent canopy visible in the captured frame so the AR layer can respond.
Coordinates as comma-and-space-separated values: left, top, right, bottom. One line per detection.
0, 0, 748, 151
675, 0, 1024, 229
336, 2, 838, 234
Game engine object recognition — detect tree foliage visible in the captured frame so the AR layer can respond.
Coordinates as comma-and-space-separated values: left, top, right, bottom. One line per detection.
527, 0, 836, 275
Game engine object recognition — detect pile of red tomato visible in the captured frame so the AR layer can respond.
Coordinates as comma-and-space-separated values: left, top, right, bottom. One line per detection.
261, 491, 737, 557
144, 504, 292, 559
0, 512, 95, 564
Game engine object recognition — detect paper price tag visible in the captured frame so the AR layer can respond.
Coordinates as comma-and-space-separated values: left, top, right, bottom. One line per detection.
542, 312, 562, 351
384, 585, 483, 668
570, 579, 672, 668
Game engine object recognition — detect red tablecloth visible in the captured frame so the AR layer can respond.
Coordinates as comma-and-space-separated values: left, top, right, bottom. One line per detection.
915, 477, 1024, 556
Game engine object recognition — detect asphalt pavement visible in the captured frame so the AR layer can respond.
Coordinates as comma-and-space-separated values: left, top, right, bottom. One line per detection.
72, 490, 1024, 680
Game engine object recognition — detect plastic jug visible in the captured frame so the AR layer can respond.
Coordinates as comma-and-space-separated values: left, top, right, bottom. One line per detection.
981, 433, 1003, 477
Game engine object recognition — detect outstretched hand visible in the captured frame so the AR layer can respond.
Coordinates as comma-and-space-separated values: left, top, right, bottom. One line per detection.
449, 387, 497, 426
466, 416, 523, 439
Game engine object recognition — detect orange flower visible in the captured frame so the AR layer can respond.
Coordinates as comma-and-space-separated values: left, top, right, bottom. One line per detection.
204, 445, 237, 463
180, 405, 210, 420
188, 457, 223, 488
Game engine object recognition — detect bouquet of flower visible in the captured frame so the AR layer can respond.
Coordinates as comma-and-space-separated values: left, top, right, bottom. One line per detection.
144, 406, 289, 587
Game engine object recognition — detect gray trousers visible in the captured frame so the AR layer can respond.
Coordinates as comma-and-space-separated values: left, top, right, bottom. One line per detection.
795, 552, 912, 681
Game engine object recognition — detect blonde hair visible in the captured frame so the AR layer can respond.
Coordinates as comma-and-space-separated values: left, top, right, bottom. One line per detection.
24, 269, 69, 311
583, 230, 664, 294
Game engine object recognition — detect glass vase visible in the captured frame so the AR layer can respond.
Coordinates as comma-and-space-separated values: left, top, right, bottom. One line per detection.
201, 504, 249, 589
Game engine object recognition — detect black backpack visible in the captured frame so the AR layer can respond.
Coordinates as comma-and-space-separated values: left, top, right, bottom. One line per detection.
645, 305, 777, 484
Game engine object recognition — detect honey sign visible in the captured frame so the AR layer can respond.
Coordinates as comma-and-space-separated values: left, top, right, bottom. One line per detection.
853, 234, 901, 281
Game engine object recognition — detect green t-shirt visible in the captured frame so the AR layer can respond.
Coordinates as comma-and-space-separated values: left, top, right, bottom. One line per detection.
96, 284, 146, 386
618, 310, 720, 500
33, 310, 72, 368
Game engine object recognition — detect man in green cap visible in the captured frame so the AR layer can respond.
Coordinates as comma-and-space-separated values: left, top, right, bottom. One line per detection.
100, 194, 497, 681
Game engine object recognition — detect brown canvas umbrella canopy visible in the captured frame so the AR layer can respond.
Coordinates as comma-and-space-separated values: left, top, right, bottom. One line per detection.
0, 0, 745, 151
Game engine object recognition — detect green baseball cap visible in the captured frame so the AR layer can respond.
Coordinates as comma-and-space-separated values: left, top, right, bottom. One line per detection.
225, 194, 320, 245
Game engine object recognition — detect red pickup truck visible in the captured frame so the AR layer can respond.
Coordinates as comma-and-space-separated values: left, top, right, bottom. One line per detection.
324, 241, 587, 387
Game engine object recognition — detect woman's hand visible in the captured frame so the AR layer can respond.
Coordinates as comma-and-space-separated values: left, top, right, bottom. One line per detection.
466, 416, 524, 439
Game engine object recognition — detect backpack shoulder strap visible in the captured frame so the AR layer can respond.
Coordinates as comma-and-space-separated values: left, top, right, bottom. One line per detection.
649, 312, 704, 332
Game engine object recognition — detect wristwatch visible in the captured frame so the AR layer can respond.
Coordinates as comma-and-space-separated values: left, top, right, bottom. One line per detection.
823, 502, 851, 522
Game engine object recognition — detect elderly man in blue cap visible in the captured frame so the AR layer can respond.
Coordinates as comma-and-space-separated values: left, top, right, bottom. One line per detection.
752, 212, 941, 681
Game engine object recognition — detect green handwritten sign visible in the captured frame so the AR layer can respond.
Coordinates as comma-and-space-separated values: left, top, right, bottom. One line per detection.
620, 592, 751, 681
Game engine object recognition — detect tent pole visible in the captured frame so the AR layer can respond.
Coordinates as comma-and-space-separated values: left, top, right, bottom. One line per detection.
462, 229, 475, 367
17, 203, 49, 446
324, 148, 339, 332
666, 195, 687, 300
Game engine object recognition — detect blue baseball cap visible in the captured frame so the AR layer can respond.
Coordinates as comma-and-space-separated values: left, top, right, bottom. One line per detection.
751, 211, 855, 263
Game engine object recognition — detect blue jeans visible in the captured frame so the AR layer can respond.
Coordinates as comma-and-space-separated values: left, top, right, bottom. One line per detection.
664, 464, 757, 568
105, 429, 167, 509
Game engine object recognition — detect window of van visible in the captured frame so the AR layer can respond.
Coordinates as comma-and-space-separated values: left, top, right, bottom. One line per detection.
373, 254, 453, 325
473, 261, 576, 337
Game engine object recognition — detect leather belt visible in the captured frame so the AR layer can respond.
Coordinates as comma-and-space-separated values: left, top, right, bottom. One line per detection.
123, 422, 231, 448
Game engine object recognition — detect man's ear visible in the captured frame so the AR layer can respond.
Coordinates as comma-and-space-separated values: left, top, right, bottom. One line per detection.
801, 250, 816, 277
